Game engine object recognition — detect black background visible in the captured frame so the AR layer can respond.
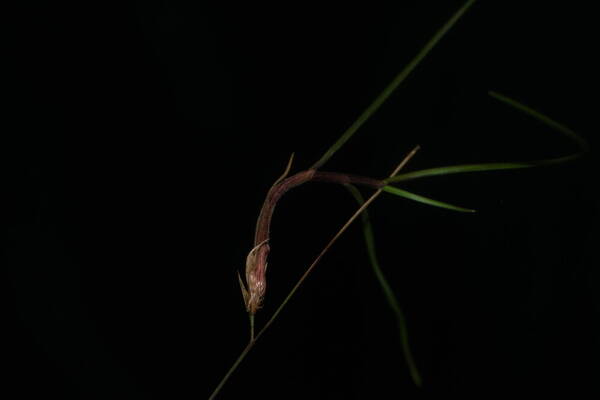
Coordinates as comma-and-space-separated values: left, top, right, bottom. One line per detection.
4, 1, 599, 398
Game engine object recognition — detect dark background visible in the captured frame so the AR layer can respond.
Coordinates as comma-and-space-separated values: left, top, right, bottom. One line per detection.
4, 1, 599, 398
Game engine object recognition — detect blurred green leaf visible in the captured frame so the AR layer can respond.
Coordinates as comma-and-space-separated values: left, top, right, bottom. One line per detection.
489, 90, 589, 153
386, 91, 588, 184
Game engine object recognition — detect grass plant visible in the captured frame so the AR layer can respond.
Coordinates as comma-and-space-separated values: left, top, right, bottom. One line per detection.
209, 1, 588, 397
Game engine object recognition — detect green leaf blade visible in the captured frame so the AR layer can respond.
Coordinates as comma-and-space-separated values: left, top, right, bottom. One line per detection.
382, 185, 476, 213
384, 158, 582, 183
311, 0, 479, 170
346, 185, 423, 387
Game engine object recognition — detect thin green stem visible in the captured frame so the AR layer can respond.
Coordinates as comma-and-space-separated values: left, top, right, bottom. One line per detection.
311, 0, 478, 170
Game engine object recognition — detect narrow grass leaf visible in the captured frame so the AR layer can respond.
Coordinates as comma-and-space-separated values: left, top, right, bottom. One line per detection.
346, 185, 422, 387
311, 0, 479, 170
489, 91, 590, 153
385, 158, 573, 183
382, 186, 475, 213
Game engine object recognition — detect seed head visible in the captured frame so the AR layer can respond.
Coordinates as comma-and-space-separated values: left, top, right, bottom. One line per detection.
238, 240, 270, 314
